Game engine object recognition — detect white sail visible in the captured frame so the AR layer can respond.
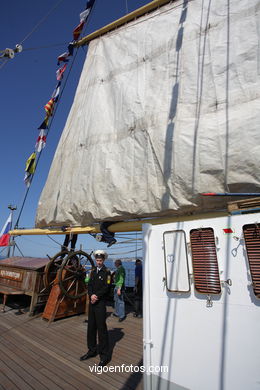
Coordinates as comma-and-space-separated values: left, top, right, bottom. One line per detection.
36, 0, 260, 228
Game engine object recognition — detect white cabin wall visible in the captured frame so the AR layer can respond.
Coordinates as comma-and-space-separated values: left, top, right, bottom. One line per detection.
143, 213, 260, 390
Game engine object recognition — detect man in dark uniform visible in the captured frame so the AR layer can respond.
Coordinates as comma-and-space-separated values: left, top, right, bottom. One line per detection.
80, 250, 111, 367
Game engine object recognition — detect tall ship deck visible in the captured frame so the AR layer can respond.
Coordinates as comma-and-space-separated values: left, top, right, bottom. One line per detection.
0, 301, 143, 390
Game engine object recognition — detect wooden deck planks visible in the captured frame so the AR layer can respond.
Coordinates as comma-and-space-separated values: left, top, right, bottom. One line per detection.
0, 362, 21, 390
1, 333, 88, 390
1, 335, 81, 390
0, 304, 143, 390
0, 340, 62, 390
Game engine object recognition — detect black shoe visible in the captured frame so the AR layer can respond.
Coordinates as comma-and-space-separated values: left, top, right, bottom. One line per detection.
118, 316, 126, 322
80, 351, 97, 361
107, 239, 117, 248
112, 313, 118, 317
98, 358, 110, 367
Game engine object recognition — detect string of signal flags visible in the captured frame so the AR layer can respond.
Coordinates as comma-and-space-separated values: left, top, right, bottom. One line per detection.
24, 0, 95, 187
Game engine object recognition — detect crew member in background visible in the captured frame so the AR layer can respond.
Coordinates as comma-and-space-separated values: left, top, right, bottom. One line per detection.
93, 221, 118, 247
80, 250, 111, 367
113, 259, 126, 322
134, 259, 143, 318
60, 232, 78, 256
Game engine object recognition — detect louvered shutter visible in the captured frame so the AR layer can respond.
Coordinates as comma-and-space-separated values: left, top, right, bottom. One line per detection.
243, 224, 260, 298
190, 228, 221, 295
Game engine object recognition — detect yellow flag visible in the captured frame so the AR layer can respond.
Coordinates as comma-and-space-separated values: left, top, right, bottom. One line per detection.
25, 152, 36, 174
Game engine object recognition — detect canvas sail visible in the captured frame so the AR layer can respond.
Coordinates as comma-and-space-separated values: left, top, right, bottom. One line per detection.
36, 0, 260, 228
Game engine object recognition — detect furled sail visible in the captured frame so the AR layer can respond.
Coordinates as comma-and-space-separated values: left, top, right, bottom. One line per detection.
36, 0, 260, 228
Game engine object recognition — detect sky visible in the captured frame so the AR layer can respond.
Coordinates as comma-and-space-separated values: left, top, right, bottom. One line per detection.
0, 0, 149, 258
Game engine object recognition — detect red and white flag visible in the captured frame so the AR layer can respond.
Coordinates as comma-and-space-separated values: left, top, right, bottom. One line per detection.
80, 8, 90, 22
73, 21, 84, 41
57, 51, 70, 65
0, 214, 12, 247
35, 129, 47, 153
56, 64, 67, 81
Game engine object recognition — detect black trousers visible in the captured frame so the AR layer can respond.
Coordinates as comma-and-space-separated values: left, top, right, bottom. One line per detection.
134, 282, 143, 315
134, 295, 143, 315
100, 222, 116, 243
87, 299, 109, 360
62, 234, 78, 251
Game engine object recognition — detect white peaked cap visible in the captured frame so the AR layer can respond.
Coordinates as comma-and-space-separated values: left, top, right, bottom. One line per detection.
94, 249, 108, 259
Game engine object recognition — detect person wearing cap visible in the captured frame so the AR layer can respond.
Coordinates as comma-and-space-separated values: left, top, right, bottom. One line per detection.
80, 250, 111, 367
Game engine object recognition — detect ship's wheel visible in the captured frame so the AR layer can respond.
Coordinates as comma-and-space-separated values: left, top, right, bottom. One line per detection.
43, 250, 69, 290
57, 250, 94, 299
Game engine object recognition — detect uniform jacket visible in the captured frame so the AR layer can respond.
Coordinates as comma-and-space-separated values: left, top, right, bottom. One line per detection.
88, 265, 111, 300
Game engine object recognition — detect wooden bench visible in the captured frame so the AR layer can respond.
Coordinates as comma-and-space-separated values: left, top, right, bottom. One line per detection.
0, 285, 25, 312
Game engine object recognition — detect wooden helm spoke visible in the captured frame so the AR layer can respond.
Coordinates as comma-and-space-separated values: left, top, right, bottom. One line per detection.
61, 274, 75, 283
62, 266, 78, 274
43, 250, 69, 290
58, 250, 94, 299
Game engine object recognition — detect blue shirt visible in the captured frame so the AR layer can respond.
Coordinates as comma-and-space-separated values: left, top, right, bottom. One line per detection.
135, 264, 142, 281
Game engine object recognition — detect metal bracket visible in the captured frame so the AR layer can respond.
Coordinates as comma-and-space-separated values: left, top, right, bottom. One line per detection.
206, 295, 213, 307
3, 48, 14, 59
0, 44, 22, 60
143, 339, 153, 347
222, 279, 232, 287
162, 276, 166, 289
225, 279, 232, 286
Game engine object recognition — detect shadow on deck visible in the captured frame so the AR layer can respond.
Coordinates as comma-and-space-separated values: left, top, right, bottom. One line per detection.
0, 296, 143, 390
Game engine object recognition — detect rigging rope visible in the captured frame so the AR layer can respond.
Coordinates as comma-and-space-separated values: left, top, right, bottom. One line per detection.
44, 233, 142, 256
109, 248, 142, 256
0, 58, 8, 70
22, 43, 67, 51
46, 234, 142, 248
14, 1, 97, 229
19, 0, 66, 45
0, 0, 66, 70
14, 46, 80, 229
